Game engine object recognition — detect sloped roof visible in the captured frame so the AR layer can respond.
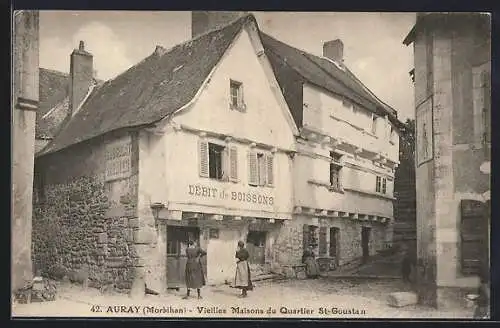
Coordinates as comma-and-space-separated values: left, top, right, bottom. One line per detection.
38, 13, 402, 156
37, 68, 69, 138
39, 14, 254, 156
259, 32, 400, 127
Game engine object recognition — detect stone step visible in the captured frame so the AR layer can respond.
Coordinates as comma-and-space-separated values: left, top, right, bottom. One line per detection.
387, 291, 418, 307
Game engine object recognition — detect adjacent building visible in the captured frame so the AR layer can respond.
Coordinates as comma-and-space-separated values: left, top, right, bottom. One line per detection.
12, 10, 39, 292
403, 13, 491, 308
259, 30, 402, 272
33, 12, 402, 293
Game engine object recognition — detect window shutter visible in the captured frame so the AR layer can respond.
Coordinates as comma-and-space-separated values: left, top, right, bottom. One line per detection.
482, 70, 491, 144
239, 84, 246, 112
229, 146, 238, 182
199, 140, 209, 178
266, 154, 274, 186
319, 227, 327, 256
248, 150, 258, 186
460, 199, 487, 275
221, 147, 229, 181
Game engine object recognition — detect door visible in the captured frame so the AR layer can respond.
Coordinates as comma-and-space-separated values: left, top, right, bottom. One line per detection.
206, 229, 239, 285
247, 231, 266, 264
329, 227, 340, 269
166, 226, 200, 289
361, 227, 371, 263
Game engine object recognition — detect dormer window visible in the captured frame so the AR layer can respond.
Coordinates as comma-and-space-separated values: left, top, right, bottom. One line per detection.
230, 79, 245, 112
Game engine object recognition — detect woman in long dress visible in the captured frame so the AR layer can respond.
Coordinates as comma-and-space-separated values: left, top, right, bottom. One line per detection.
302, 246, 320, 279
234, 241, 253, 298
183, 240, 207, 299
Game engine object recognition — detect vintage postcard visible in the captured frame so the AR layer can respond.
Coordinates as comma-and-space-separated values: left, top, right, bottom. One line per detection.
11, 11, 491, 319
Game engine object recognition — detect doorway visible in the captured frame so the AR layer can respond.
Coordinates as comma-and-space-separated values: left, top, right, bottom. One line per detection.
166, 225, 204, 289
246, 231, 266, 264
329, 227, 340, 268
361, 226, 371, 263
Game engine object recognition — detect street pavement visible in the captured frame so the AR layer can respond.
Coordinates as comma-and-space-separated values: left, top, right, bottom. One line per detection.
12, 278, 473, 319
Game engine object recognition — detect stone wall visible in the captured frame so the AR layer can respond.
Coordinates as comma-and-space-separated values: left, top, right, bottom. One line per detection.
273, 216, 391, 270
33, 130, 139, 292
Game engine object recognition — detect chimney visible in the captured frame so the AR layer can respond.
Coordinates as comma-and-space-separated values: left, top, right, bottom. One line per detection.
69, 40, 93, 116
323, 39, 344, 63
191, 11, 246, 38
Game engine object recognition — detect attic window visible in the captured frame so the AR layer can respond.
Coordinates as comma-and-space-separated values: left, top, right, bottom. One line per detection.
230, 79, 246, 112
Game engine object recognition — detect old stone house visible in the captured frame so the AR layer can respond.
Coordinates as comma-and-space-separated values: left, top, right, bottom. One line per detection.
34, 15, 298, 293
33, 13, 403, 293
403, 13, 490, 308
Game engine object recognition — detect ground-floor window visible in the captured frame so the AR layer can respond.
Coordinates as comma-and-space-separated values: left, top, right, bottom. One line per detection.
329, 227, 340, 261
246, 231, 266, 264
303, 224, 318, 249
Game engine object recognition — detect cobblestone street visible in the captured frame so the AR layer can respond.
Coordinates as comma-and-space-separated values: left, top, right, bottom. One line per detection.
12, 278, 473, 319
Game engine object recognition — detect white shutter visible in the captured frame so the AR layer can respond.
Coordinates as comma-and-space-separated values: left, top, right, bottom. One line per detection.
229, 146, 238, 182
221, 147, 229, 181
199, 140, 209, 178
239, 84, 246, 112
248, 150, 258, 186
266, 154, 274, 186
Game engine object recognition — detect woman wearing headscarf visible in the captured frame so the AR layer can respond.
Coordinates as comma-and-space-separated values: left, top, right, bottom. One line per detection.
234, 241, 253, 298
302, 246, 320, 279
183, 240, 207, 299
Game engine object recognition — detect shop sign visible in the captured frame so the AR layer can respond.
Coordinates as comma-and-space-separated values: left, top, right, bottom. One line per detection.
187, 184, 274, 206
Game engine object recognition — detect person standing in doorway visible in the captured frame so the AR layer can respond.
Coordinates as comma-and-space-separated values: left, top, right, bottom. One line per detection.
302, 246, 320, 279
234, 241, 253, 298
183, 240, 207, 299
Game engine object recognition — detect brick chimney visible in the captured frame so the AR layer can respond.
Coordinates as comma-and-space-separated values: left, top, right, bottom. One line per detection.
323, 39, 344, 63
69, 40, 93, 116
191, 11, 246, 38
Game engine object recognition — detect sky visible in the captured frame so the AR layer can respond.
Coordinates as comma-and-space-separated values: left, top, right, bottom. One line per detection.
39, 11, 416, 121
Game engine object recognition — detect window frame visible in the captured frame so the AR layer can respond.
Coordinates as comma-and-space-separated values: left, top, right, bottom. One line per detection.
229, 79, 246, 112
329, 151, 343, 192
208, 142, 227, 181
376, 176, 387, 194
248, 149, 274, 188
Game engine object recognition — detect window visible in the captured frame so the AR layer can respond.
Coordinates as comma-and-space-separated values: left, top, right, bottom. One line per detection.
208, 143, 225, 180
248, 150, 274, 187
376, 176, 387, 194
199, 140, 238, 182
303, 225, 318, 249
209, 228, 219, 239
371, 115, 378, 135
319, 227, 328, 256
329, 151, 342, 192
230, 80, 245, 111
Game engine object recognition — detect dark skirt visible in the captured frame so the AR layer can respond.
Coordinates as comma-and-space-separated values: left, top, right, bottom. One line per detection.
304, 257, 320, 278
185, 260, 205, 289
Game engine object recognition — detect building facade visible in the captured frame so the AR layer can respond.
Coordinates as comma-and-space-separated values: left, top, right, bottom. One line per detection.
12, 10, 39, 291
403, 13, 491, 308
33, 13, 402, 293
259, 26, 402, 272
